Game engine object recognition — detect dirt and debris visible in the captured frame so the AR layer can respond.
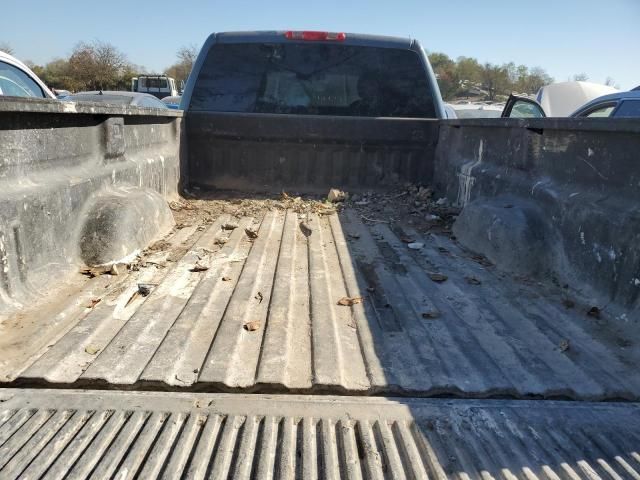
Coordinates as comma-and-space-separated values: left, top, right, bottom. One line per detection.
562, 298, 576, 309
465, 276, 482, 285
222, 222, 239, 230
222, 276, 232, 282
243, 321, 261, 331
422, 310, 441, 319
559, 339, 570, 352
255, 292, 263, 303
407, 242, 424, 250
347, 184, 460, 235
337, 296, 363, 306
429, 273, 448, 283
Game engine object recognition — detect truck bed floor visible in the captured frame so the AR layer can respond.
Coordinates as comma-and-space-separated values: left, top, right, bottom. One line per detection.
1, 203, 639, 400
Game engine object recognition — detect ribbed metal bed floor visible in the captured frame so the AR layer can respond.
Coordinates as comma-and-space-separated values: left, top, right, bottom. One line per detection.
2, 208, 638, 400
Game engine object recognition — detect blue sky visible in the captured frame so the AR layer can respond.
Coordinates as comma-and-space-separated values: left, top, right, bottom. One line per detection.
3, 0, 639, 89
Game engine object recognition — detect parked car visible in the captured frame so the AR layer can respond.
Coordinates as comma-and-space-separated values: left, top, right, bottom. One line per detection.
503, 89, 640, 119
570, 90, 640, 118
0, 50, 55, 99
501, 81, 631, 119
161, 95, 182, 109
62, 91, 169, 109
52, 88, 72, 99
450, 102, 503, 118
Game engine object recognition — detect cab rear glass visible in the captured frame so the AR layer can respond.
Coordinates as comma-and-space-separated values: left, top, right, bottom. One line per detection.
189, 43, 436, 118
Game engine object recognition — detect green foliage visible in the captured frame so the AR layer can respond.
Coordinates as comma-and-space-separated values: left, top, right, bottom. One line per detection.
428, 52, 555, 101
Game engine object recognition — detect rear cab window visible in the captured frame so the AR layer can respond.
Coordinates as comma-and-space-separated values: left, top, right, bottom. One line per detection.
189, 42, 436, 118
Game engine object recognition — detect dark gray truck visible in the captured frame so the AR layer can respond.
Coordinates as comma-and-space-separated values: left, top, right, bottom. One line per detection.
0, 31, 639, 479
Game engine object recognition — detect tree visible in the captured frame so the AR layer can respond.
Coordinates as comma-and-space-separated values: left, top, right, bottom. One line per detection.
604, 77, 620, 89
572, 73, 589, 81
456, 56, 482, 84
428, 52, 460, 100
165, 44, 199, 86
480, 63, 510, 100
0, 42, 14, 55
67, 41, 130, 91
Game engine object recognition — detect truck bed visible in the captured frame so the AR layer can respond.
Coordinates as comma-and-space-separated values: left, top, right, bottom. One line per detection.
3, 193, 638, 401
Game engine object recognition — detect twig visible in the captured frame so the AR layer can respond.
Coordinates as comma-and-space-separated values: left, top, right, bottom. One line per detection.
392, 191, 409, 198
361, 215, 390, 224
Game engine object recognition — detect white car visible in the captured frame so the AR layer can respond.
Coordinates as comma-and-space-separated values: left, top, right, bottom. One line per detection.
0, 50, 55, 99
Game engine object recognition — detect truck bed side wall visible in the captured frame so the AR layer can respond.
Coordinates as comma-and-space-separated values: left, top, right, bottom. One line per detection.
434, 118, 640, 309
0, 98, 182, 311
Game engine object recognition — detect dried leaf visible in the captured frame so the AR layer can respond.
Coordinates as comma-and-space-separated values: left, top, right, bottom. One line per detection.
421, 310, 441, 319
86, 298, 101, 309
348, 234, 360, 240
337, 296, 363, 306
245, 228, 259, 239
215, 237, 228, 245
429, 273, 448, 283
137, 284, 153, 296
255, 291, 263, 303
400, 237, 414, 243
327, 188, 347, 203
222, 223, 239, 230
84, 345, 100, 355
465, 276, 482, 285
222, 276, 232, 282
559, 339, 570, 352
190, 263, 209, 272
299, 222, 313, 237
244, 320, 261, 331
281, 191, 290, 200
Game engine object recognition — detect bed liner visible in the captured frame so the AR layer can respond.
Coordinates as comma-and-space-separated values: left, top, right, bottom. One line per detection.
1, 198, 638, 401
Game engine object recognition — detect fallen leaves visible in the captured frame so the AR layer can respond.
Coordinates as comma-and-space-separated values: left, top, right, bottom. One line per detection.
559, 339, 570, 352
222, 276, 232, 282
421, 310, 441, 319
245, 228, 258, 239
337, 296, 363, 306
428, 273, 448, 283
222, 222, 238, 230
255, 291, 263, 303
243, 321, 261, 331
465, 276, 482, 285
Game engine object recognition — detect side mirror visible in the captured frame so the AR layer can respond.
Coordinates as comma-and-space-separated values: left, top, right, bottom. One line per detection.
502, 94, 546, 118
